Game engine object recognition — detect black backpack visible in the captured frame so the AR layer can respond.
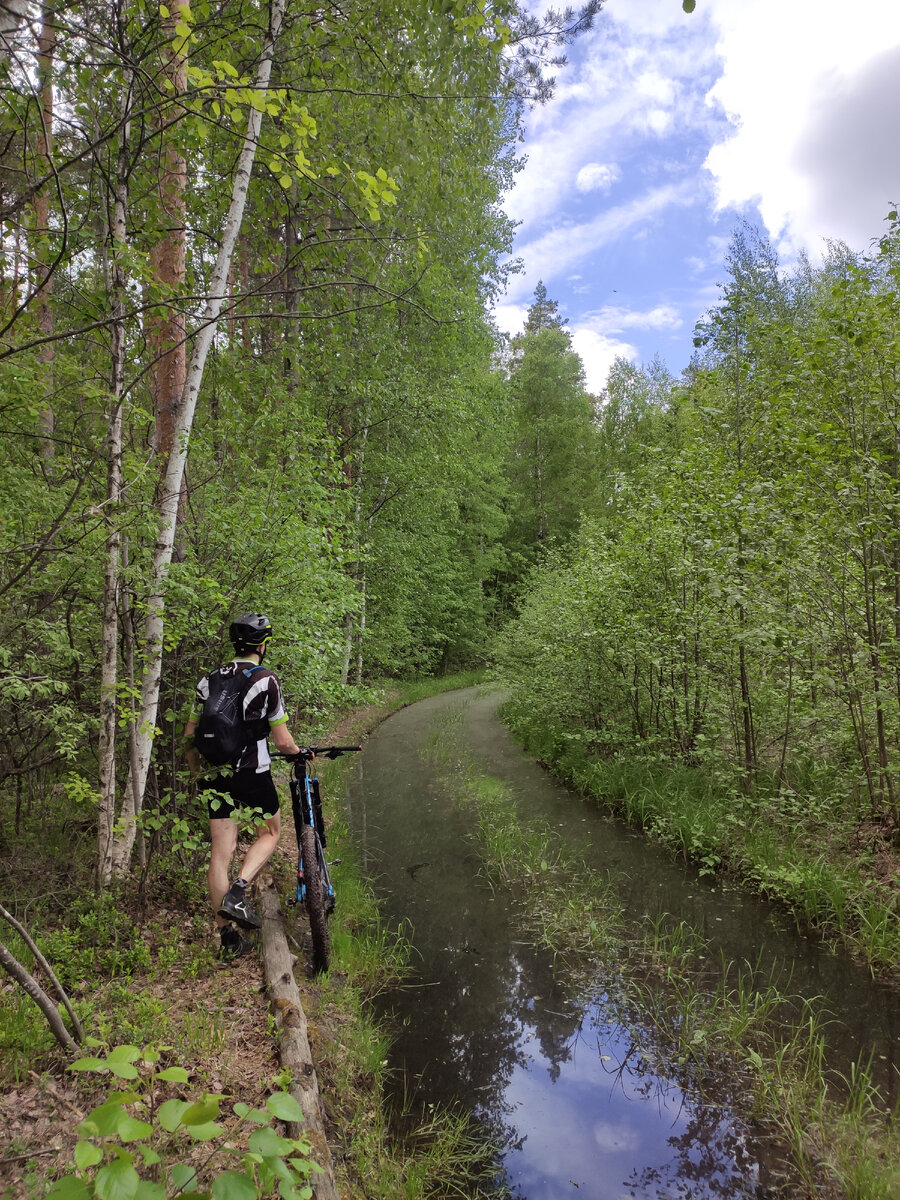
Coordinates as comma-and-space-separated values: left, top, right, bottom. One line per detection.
195, 664, 266, 768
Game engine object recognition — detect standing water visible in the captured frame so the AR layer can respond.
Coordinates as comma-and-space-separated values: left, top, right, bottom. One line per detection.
344, 688, 898, 1198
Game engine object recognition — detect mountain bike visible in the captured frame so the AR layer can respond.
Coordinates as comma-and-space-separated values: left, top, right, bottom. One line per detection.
282, 745, 361, 972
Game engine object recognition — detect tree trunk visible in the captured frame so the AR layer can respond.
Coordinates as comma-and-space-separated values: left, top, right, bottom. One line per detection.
0, 939, 77, 1054
354, 567, 366, 686
97, 61, 133, 885
258, 878, 340, 1200
112, 0, 287, 876
33, 3, 56, 465
148, 2, 188, 463
0, 902, 83, 1042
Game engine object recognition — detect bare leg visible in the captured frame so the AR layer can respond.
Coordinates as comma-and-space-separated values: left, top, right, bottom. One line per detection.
238, 811, 282, 885
209, 817, 239, 930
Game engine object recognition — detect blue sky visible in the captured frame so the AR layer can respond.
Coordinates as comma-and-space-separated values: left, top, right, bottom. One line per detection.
494, 0, 900, 393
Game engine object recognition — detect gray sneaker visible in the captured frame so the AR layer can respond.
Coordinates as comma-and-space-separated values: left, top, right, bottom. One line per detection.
218, 883, 261, 929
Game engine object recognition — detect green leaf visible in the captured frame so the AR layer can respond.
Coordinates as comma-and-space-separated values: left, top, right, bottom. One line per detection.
158, 1098, 190, 1132
264, 1155, 293, 1182
70, 1057, 107, 1073
117, 1117, 153, 1143
107, 1062, 140, 1080
48, 1175, 92, 1199
74, 1140, 104, 1169
169, 1164, 198, 1191
156, 1066, 190, 1083
682, 0, 696, 10
107, 1045, 141, 1063
233, 1103, 269, 1123
265, 1092, 303, 1122
211, 1170, 259, 1200
187, 1120, 224, 1141
182, 1097, 221, 1126
94, 1160, 140, 1200
134, 1184, 166, 1200
279, 1185, 312, 1200
249, 1127, 294, 1156
78, 1102, 128, 1138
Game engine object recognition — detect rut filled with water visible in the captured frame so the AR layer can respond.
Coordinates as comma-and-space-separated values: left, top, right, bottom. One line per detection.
343, 687, 898, 1199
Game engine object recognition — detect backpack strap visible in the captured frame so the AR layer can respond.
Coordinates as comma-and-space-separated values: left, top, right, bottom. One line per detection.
239, 663, 269, 742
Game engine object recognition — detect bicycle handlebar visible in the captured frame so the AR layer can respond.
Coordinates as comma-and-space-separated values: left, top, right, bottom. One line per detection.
309, 745, 362, 759
275, 745, 362, 761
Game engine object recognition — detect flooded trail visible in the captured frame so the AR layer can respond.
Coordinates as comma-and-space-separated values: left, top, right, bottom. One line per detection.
344, 687, 899, 1199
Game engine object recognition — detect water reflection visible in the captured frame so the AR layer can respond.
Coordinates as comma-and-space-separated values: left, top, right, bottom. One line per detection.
345, 688, 897, 1198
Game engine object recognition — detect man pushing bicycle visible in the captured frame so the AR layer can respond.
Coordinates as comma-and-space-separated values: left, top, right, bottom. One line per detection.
183, 612, 310, 960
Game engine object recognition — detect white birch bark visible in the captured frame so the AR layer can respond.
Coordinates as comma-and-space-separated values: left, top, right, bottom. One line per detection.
97, 66, 133, 884
111, 0, 287, 876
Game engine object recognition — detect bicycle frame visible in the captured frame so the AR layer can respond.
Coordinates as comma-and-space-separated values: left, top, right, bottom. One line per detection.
280, 745, 361, 972
289, 761, 334, 911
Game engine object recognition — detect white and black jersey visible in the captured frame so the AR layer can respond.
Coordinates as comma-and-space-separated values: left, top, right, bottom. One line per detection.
192, 658, 289, 773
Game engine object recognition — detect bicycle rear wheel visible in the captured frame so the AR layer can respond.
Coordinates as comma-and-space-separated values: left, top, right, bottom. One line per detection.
300, 822, 330, 973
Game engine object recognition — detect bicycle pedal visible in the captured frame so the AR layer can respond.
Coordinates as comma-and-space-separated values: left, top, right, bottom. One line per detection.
287, 896, 297, 907
327, 858, 342, 867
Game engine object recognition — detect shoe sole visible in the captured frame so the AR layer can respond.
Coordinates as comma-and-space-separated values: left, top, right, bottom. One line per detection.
218, 899, 262, 929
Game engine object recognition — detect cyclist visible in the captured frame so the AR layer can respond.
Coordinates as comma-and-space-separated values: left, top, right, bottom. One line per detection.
183, 612, 308, 959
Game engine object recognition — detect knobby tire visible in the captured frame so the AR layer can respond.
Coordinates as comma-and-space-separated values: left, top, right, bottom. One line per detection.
300, 822, 330, 973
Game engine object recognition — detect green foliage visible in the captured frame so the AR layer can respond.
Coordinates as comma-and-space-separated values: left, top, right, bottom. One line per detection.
502, 286, 599, 570
37, 896, 151, 993
496, 222, 900, 966
0, 0, 534, 883
52, 1044, 317, 1200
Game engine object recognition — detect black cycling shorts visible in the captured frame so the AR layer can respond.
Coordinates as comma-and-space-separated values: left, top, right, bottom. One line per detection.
201, 769, 280, 821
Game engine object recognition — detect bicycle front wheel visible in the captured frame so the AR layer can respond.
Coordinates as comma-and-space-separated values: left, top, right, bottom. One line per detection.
300, 822, 330, 973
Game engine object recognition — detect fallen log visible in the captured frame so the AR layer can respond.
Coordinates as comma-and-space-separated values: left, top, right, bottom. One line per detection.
259, 876, 340, 1200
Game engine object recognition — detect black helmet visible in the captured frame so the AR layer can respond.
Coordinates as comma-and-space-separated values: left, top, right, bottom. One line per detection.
229, 613, 273, 650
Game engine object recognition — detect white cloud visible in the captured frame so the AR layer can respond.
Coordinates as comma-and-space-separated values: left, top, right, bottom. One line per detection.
570, 304, 681, 391
494, 0, 900, 377
492, 301, 529, 339
576, 162, 621, 194
570, 327, 637, 394
701, 0, 900, 253
581, 304, 682, 333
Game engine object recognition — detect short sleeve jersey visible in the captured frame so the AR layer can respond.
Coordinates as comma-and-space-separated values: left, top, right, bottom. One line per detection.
193, 658, 288, 773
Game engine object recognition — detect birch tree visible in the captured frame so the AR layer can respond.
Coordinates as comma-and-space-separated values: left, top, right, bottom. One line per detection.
108, 0, 287, 877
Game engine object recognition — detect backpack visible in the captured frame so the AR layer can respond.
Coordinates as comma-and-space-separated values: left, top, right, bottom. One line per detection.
195, 664, 266, 768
